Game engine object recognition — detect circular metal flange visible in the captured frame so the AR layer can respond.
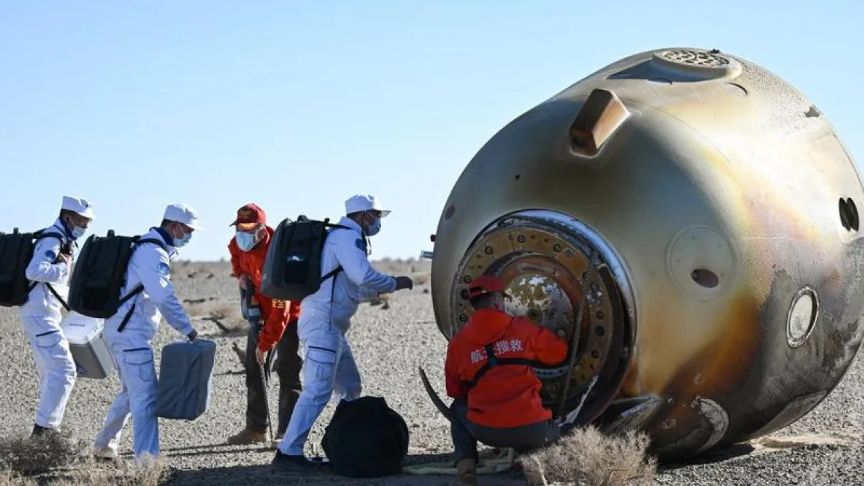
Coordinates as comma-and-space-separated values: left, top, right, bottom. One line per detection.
661, 49, 731, 68
651, 49, 742, 81
787, 287, 819, 348
449, 210, 634, 421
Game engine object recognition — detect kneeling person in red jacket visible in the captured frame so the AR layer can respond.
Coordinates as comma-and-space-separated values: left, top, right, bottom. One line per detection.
445, 275, 568, 484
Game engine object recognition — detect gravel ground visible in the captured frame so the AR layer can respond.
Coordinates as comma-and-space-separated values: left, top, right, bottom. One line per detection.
0, 261, 862, 485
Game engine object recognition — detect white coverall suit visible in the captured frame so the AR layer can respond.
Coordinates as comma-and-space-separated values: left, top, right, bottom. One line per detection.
20, 219, 76, 429
93, 228, 195, 458
277, 216, 397, 455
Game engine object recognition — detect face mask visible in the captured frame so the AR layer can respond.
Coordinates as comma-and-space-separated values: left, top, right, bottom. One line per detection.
365, 215, 381, 237
63, 216, 86, 240
236, 231, 258, 252
174, 229, 192, 248
71, 225, 86, 240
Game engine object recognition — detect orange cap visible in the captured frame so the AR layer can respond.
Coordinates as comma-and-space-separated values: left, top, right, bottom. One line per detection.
230, 203, 266, 227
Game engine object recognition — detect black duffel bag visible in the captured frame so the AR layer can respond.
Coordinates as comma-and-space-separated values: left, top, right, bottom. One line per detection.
322, 396, 409, 478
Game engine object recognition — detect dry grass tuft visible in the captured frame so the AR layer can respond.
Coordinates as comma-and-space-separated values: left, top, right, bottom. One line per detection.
0, 432, 87, 476
206, 302, 242, 322
185, 300, 241, 322
186, 300, 246, 336
56, 456, 168, 486
0, 434, 168, 486
410, 272, 431, 286
0, 470, 36, 486
520, 426, 656, 486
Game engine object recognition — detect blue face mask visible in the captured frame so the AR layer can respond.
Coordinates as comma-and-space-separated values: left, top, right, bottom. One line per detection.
236, 231, 258, 252
71, 225, 87, 240
62, 216, 87, 240
365, 215, 381, 237
174, 230, 192, 248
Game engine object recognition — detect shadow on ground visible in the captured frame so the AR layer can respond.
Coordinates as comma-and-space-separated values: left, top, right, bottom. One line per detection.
165, 452, 526, 486
658, 443, 757, 471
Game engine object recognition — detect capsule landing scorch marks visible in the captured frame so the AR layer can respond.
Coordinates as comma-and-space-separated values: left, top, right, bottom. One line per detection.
429, 48, 864, 459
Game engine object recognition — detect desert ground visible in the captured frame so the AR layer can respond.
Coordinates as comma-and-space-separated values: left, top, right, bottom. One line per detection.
1, 261, 862, 485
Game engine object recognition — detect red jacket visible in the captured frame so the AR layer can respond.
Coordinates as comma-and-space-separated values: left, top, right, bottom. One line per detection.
228, 226, 301, 352
445, 308, 568, 428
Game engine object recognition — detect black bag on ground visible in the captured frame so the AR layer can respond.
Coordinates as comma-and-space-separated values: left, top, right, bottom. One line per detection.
0, 228, 63, 307
68, 230, 165, 318
261, 216, 347, 301
321, 396, 409, 478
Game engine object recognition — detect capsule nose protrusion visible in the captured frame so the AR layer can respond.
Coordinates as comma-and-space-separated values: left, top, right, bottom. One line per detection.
569, 89, 630, 157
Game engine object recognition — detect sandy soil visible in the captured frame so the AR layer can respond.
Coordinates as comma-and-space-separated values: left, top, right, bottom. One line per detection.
0, 261, 861, 485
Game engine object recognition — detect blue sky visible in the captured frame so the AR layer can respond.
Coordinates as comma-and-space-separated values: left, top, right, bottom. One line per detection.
1, 1, 861, 260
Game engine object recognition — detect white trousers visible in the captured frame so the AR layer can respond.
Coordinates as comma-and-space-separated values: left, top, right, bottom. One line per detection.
93, 343, 160, 458
278, 317, 361, 455
21, 315, 76, 429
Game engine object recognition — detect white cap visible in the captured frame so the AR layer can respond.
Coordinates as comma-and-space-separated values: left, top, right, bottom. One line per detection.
61, 196, 95, 220
345, 194, 390, 217
163, 203, 202, 230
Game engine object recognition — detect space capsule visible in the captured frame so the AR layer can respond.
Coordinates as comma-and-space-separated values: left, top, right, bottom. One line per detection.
429, 48, 864, 459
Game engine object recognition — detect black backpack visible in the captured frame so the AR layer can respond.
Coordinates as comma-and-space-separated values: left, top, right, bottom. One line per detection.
321, 396, 409, 478
260, 216, 348, 301
68, 230, 166, 319
0, 228, 65, 307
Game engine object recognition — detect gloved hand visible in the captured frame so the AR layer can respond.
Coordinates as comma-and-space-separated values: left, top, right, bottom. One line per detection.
394, 276, 414, 291
187, 329, 198, 341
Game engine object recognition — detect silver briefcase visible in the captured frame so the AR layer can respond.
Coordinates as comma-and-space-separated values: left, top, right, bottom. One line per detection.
61, 311, 114, 379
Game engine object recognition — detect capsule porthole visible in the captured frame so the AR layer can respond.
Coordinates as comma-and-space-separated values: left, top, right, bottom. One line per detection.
787, 287, 819, 348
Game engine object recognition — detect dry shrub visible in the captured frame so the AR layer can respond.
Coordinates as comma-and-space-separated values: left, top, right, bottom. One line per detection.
186, 300, 245, 335
520, 427, 656, 486
206, 302, 241, 321
0, 432, 87, 476
411, 272, 431, 285
185, 300, 240, 321
55, 456, 168, 486
0, 470, 36, 486
0, 434, 168, 486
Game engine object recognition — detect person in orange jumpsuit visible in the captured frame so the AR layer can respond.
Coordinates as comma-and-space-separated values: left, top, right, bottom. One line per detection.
445, 275, 568, 484
226, 203, 302, 445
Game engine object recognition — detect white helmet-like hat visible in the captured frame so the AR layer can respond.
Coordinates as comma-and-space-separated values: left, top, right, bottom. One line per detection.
61, 196, 95, 220
345, 194, 390, 217
163, 203, 202, 230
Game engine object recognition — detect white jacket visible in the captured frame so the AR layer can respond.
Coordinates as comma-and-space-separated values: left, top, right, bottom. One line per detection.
301, 216, 396, 333
21, 219, 73, 318
103, 228, 194, 347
